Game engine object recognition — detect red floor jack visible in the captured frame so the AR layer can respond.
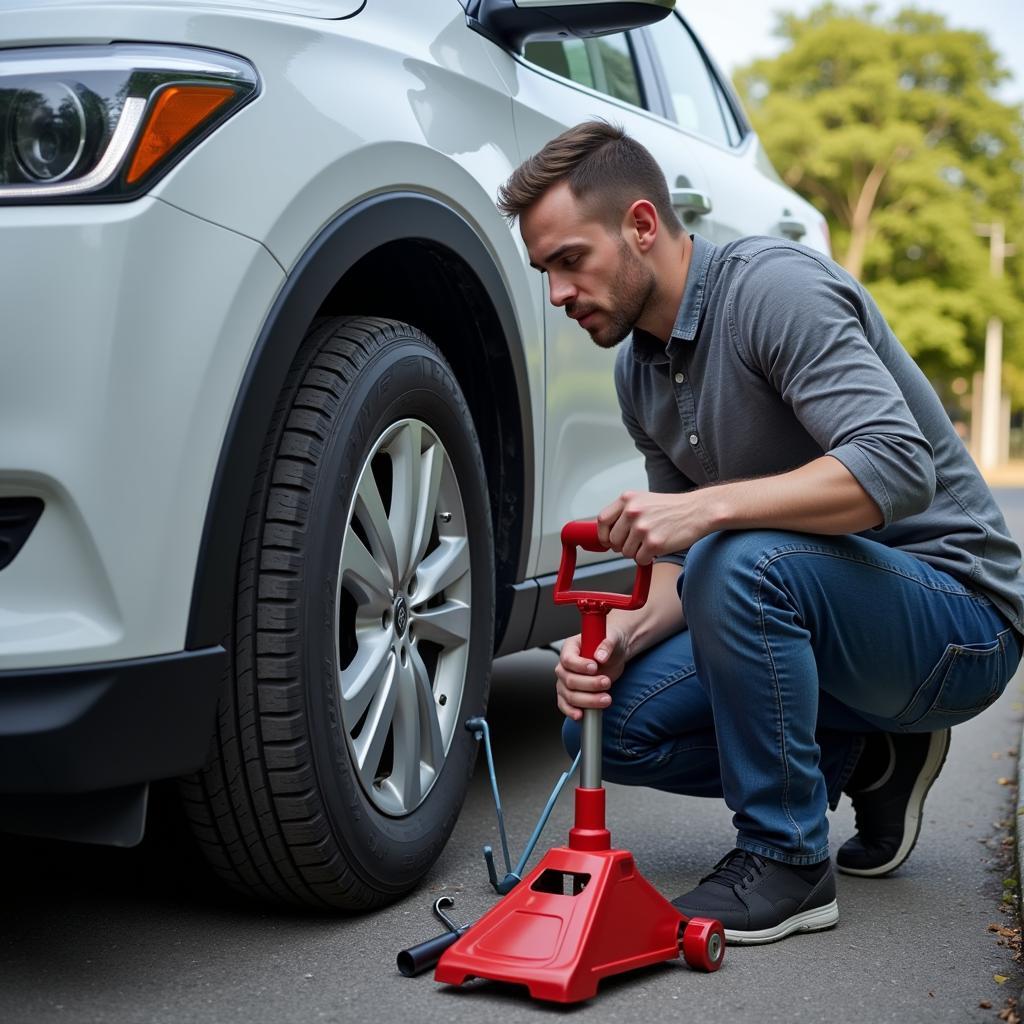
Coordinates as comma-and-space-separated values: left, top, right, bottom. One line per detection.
432, 520, 725, 1003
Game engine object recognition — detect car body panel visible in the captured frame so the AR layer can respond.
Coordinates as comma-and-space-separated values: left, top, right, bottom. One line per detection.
139, 1, 551, 579
0, 197, 283, 670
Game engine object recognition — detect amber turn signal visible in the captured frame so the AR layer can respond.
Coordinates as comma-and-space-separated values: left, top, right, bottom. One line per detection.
126, 85, 236, 184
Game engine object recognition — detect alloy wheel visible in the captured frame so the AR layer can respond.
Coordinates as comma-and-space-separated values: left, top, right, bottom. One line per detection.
336, 418, 472, 816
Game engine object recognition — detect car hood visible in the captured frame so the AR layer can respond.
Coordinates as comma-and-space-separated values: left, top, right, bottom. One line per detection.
0, 0, 365, 17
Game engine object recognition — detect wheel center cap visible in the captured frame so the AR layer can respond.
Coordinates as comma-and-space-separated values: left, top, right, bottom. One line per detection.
395, 597, 409, 637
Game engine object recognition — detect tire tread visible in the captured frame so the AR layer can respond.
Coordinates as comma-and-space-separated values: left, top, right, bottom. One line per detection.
181, 317, 436, 910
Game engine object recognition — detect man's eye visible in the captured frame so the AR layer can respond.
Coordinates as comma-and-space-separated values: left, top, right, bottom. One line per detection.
563, 254, 580, 268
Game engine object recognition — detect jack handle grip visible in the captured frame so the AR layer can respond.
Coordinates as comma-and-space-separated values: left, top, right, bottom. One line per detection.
553, 519, 652, 610
396, 926, 469, 977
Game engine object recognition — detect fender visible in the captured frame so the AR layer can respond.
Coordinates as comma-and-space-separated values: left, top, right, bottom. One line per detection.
185, 191, 535, 649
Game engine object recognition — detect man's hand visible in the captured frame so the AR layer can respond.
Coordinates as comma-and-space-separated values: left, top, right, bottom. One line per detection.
555, 625, 629, 721
597, 490, 718, 565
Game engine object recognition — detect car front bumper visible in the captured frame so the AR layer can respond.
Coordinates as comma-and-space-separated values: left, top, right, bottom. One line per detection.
0, 644, 225, 844
0, 195, 283, 672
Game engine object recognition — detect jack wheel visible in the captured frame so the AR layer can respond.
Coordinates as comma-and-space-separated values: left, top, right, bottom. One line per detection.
682, 917, 725, 972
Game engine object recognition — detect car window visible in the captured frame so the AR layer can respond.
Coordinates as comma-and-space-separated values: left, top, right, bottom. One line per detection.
524, 34, 644, 109
645, 15, 733, 146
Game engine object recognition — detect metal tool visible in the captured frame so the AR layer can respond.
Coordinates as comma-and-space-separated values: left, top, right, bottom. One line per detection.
465, 715, 581, 894
396, 897, 470, 978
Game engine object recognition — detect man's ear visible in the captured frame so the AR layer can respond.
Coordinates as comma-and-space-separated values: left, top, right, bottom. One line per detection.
625, 199, 658, 254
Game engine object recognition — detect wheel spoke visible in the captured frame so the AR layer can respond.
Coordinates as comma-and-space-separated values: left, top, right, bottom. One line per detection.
340, 526, 392, 610
355, 469, 400, 587
412, 600, 470, 649
413, 537, 469, 604
408, 440, 445, 573
340, 633, 392, 726
407, 442, 444, 577
390, 659, 423, 809
387, 421, 423, 583
410, 646, 445, 773
352, 652, 399, 787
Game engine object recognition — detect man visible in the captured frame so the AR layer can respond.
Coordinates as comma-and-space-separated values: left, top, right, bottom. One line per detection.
497, 121, 1024, 945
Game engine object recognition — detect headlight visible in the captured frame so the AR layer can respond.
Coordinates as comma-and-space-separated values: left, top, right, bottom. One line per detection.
0, 45, 258, 203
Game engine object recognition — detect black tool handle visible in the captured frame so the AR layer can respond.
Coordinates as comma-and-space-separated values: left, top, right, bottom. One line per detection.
396, 926, 469, 977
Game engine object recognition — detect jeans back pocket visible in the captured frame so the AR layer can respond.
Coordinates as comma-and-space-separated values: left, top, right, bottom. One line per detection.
896, 629, 1016, 732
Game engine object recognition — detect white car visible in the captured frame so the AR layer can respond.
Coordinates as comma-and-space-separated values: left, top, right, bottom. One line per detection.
0, 0, 827, 908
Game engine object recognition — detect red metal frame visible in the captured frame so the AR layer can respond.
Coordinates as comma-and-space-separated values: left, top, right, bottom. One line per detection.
434, 521, 724, 1002
553, 520, 651, 610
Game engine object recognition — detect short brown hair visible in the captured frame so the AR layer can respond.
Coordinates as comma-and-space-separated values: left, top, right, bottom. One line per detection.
496, 120, 681, 236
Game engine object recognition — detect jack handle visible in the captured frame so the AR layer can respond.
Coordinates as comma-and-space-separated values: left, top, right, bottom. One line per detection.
396, 897, 470, 977
553, 520, 652, 792
466, 716, 581, 895
553, 520, 651, 616
464, 716, 515, 892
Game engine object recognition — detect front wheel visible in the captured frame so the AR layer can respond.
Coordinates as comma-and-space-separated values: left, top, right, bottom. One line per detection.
182, 316, 495, 909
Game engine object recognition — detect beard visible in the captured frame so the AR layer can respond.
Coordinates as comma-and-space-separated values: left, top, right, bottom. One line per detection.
570, 239, 656, 350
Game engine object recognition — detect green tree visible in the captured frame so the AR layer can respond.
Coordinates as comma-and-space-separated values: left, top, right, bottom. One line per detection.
734, 4, 1024, 387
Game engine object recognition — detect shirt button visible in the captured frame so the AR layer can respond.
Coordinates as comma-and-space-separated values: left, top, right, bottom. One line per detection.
689, 433, 699, 446
674, 371, 686, 384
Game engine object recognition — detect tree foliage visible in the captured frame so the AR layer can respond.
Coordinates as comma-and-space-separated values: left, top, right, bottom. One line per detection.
734, 4, 1024, 390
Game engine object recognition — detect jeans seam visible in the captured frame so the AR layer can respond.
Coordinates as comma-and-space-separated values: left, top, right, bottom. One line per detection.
616, 664, 698, 759
899, 627, 1011, 727
736, 837, 831, 866
653, 742, 718, 768
896, 646, 958, 728
756, 543, 976, 598
754, 555, 804, 851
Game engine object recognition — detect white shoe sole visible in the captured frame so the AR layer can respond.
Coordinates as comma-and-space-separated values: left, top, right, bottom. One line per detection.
723, 899, 839, 945
837, 729, 951, 878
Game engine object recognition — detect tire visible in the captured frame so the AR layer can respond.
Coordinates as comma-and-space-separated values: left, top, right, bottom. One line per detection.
180, 316, 495, 910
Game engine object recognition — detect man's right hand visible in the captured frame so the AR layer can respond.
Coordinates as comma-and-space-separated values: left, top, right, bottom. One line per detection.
554, 625, 629, 721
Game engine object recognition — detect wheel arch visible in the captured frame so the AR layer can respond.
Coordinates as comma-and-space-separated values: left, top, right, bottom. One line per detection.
185, 191, 534, 652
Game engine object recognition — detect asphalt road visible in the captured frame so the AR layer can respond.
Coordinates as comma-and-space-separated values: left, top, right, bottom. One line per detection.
2, 490, 1024, 1024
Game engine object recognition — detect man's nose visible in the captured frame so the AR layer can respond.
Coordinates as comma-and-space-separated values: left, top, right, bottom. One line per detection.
548, 274, 576, 308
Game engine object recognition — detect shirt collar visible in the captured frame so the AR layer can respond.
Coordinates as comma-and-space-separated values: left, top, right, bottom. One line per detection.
631, 233, 715, 365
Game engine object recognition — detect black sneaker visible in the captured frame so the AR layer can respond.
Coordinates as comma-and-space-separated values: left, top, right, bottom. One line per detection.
671, 849, 838, 945
837, 729, 951, 877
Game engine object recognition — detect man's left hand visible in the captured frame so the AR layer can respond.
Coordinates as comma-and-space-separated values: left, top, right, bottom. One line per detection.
596, 490, 718, 565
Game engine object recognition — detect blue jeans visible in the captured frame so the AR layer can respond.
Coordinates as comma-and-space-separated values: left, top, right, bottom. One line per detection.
563, 530, 1022, 866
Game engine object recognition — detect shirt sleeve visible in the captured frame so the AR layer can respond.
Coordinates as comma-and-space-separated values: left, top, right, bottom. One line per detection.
614, 343, 692, 568
728, 248, 935, 528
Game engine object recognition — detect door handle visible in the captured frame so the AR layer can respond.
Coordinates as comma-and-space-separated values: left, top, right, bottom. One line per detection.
670, 188, 713, 216
778, 217, 806, 240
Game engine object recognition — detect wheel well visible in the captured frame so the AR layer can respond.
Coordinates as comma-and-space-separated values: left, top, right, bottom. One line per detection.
185, 193, 534, 654
315, 239, 527, 646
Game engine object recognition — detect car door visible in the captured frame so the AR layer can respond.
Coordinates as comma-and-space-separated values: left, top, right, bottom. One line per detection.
641, 11, 827, 250
491, 30, 717, 575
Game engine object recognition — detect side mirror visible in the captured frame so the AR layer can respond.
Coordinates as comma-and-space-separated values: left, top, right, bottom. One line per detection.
465, 0, 675, 53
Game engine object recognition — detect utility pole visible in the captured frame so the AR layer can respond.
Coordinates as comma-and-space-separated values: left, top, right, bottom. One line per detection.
974, 222, 1016, 470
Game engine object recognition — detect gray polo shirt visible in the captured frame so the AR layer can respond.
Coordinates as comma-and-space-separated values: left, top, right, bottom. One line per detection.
615, 233, 1024, 637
